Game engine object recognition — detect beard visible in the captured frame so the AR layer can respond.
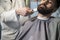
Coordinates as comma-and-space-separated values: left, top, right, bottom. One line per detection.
37, 4, 53, 15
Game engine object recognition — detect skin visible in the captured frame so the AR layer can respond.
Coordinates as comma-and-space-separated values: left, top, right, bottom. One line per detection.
37, 0, 57, 18
16, 7, 33, 16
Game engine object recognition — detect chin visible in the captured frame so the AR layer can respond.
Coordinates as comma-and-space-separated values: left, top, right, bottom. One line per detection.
37, 8, 53, 15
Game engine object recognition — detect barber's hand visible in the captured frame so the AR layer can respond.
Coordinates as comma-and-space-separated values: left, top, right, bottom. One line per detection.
16, 7, 33, 16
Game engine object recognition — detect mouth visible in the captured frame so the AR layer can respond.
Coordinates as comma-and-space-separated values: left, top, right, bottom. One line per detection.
38, 4, 46, 9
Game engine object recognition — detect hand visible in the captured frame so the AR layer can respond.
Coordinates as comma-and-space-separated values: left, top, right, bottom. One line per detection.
16, 7, 33, 16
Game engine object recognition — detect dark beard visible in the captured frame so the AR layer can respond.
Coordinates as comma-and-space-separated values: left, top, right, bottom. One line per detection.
37, 4, 53, 15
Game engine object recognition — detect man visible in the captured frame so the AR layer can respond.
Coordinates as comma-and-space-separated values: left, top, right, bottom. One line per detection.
0, 0, 33, 40
15, 0, 60, 40
1, 7, 33, 40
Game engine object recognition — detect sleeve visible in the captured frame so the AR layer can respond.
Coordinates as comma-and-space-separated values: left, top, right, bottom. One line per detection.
58, 22, 60, 40
0, 9, 18, 22
0, 15, 1, 40
0, 23, 1, 40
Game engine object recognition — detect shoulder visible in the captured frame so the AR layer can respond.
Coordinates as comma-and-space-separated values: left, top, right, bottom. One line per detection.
50, 16, 60, 22
22, 16, 37, 26
28, 16, 37, 22
53, 17, 60, 23
51, 17, 60, 28
20, 16, 37, 33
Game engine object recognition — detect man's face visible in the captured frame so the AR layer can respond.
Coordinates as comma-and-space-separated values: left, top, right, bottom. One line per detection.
37, 0, 56, 15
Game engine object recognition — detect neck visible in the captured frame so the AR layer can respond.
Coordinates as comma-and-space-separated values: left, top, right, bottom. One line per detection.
37, 13, 51, 18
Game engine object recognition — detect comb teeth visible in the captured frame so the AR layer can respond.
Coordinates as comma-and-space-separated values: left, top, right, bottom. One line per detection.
33, 8, 37, 12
